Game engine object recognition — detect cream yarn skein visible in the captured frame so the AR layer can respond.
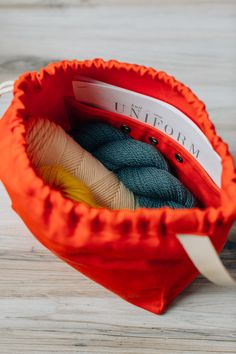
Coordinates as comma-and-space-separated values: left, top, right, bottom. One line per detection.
26, 117, 136, 210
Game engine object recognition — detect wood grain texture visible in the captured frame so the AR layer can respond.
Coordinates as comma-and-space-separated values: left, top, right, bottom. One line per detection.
2, 0, 230, 8
0, 1, 236, 353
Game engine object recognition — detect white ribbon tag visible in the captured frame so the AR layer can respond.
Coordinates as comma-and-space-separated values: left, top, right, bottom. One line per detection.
177, 234, 235, 287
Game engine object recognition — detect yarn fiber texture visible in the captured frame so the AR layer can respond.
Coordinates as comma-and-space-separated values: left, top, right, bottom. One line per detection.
71, 122, 196, 209
37, 165, 99, 207
26, 117, 136, 210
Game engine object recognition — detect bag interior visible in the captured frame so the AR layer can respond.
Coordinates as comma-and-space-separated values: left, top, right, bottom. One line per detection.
21, 62, 221, 210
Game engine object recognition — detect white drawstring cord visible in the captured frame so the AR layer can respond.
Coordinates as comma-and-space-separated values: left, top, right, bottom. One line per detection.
0, 80, 14, 96
0, 81, 14, 119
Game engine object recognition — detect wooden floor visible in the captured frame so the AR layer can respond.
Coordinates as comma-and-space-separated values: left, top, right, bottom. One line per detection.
0, 1, 236, 353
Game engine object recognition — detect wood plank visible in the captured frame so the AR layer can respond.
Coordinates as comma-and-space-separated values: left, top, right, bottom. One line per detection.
0, 0, 235, 8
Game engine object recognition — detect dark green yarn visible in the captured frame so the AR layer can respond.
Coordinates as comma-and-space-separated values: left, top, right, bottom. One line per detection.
93, 139, 169, 172
71, 122, 196, 209
75, 122, 130, 152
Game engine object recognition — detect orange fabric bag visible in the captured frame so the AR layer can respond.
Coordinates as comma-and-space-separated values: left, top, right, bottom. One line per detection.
0, 59, 235, 314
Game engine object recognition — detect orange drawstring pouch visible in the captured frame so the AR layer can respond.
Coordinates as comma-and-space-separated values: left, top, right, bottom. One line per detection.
0, 59, 235, 314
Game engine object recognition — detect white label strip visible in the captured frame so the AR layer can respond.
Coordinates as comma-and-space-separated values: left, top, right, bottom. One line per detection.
72, 78, 222, 187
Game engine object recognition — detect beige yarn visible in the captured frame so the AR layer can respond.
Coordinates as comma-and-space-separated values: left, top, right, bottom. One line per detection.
26, 117, 136, 210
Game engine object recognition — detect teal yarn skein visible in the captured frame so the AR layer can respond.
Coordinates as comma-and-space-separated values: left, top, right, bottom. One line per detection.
70, 122, 196, 209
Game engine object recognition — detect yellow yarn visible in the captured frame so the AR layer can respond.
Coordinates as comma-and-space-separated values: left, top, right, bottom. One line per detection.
26, 117, 136, 210
37, 165, 99, 207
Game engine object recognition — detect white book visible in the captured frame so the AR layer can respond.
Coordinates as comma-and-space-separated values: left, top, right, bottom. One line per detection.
72, 77, 222, 188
